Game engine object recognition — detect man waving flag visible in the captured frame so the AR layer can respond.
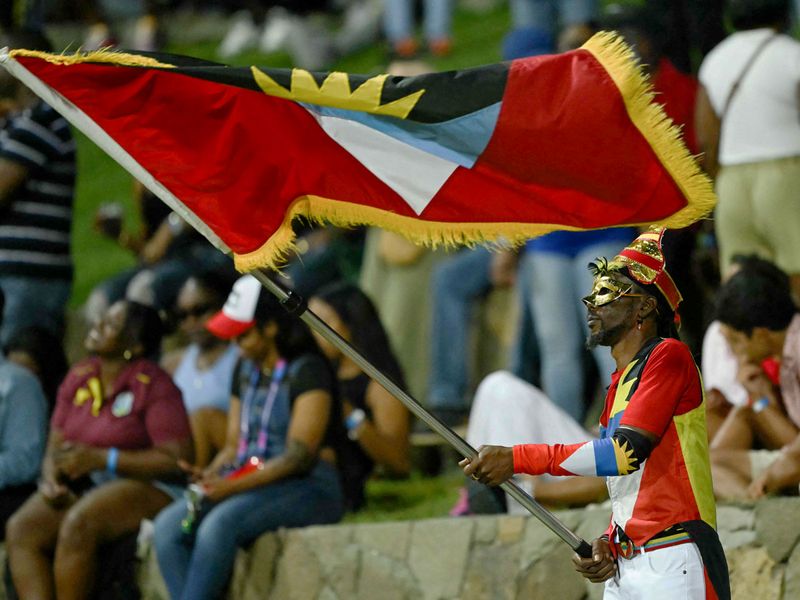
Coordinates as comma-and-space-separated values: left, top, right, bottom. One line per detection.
0, 32, 714, 271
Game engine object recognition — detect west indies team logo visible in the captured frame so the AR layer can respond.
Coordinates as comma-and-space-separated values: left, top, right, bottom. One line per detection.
111, 391, 134, 417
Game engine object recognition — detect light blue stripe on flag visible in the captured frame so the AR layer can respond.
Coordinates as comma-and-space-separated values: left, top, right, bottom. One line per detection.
301, 102, 501, 168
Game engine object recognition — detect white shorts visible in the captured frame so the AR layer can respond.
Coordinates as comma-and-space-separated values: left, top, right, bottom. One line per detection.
604, 542, 705, 599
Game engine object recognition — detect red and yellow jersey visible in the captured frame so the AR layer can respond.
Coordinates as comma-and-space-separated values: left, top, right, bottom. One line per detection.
600, 337, 715, 545
513, 337, 715, 546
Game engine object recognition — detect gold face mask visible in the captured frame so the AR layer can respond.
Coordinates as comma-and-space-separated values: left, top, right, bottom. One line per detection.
582, 275, 645, 308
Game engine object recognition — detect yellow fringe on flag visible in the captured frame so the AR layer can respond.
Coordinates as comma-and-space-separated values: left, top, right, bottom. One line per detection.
235, 195, 603, 272
235, 31, 716, 272
9, 48, 175, 69
582, 31, 717, 229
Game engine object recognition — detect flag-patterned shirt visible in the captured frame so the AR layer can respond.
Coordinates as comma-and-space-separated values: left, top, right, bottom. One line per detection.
0, 100, 75, 280
513, 337, 715, 545
599, 338, 715, 544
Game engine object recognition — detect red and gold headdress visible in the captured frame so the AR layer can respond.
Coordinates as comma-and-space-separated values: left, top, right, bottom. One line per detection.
607, 227, 682, 312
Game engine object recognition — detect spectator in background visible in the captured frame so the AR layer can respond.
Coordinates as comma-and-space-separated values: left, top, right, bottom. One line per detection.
701, 254, 785, 439
85, 184, 230, 323
217, 0, 335, 69
154, 275, 343, 600
601, 4, 706, 354
0, 30, 75, 346
502, 0, 598, 59
309, 282, 410, 511
4, 325, 69, 414
383, 0, 454, 58
696, 0, 800, 303
0, 289, 49, 540
77, 0, 165, 51
0, 0, 45, 33
6, 300, 193, 599
711, 262, 800, 500
163, 271, 240, 468
426, 247, 525, 426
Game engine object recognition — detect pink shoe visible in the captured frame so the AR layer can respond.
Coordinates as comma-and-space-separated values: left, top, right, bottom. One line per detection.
449, 487, 471, 516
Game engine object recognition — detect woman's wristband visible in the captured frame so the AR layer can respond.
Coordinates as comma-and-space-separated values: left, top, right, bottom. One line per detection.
106, 447, 119, 474
345, 408, 367, 441
752, 396, 770, 414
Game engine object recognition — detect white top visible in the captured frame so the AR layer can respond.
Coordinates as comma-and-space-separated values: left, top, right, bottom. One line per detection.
701, 320, 749, 407
699, 29, 800, 166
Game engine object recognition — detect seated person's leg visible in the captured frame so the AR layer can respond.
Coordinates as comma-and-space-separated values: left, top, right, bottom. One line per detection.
53, 479, 174, 599
428, 248, 493, 423
6, 492, 67, 599
711, 448, 754, 501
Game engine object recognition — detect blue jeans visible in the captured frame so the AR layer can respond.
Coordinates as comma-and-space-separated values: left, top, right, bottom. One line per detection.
153, 462, 343, 600
427, 248, 492, 412
0, 275, 71, 345
504, 0, 598, 58
508, 252, 540, 387
383, 0, 453, 43
520, 239, 624, 423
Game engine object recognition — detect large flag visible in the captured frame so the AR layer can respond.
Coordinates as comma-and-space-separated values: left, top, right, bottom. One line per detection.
0, 33, 714, 271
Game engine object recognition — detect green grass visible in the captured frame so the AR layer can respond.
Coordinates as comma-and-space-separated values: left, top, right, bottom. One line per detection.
344, 471, 463, 524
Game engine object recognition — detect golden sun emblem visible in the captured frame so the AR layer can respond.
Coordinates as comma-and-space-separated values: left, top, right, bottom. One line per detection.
251, 67, 425, 119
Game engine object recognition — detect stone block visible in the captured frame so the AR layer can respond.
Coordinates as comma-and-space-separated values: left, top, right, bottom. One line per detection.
231, 534, 281, 600
785, 542, 800, 600
585, 580, 605, 600
473, 515, 498, 544
357, 551, 421, 600
354, 521, 410, 561
719, 529, 757, 551
717, 505, 755, 534
408, 518, 473, 600
138, 545, 169, 600
270, 531, 323, 600
516, 545, 585, 600
574, 506, 611, 544
461, 541, 519, 600
497, 516, 526, 544
518, 518, 561, 570
304, 523, 358, 598
755, 498, 800, 562
727, 546, 783, 600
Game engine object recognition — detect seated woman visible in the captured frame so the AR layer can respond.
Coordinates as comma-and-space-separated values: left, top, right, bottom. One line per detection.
154, 275, 344, 600
164, 271, 240, 467
6, 300, 193, 599
309, 282, 410, 511
85, 184, 230, 323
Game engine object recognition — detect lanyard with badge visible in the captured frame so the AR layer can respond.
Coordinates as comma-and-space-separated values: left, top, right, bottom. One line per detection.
236, 359, 288, 469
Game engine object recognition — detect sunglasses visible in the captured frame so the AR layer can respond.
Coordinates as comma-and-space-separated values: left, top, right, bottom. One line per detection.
175, 303, 216, 321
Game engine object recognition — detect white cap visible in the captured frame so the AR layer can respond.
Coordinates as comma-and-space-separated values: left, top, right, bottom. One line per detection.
205, 274, 262, 339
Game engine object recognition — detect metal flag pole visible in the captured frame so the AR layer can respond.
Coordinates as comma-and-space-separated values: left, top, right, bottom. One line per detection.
251, 270, 593, 559
0, 51, 591, 559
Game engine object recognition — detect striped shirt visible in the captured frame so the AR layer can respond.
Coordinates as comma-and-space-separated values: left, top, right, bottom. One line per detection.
0, 100, 75, 280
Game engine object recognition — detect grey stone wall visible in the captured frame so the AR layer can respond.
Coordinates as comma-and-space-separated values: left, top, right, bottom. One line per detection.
133, 498, 800, 599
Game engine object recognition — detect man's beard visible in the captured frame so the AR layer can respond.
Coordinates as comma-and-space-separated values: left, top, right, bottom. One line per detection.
586, 321, 628, 350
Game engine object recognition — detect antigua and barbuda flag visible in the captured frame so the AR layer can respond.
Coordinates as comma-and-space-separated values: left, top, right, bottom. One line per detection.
0, 33, 715, 271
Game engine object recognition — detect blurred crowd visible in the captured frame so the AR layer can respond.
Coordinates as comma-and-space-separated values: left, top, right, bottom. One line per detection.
0, 0, 799, 598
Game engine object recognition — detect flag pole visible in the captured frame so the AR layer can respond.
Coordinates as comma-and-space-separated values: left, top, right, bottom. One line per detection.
251, 270, 593, 559
0, 51, 591, 559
